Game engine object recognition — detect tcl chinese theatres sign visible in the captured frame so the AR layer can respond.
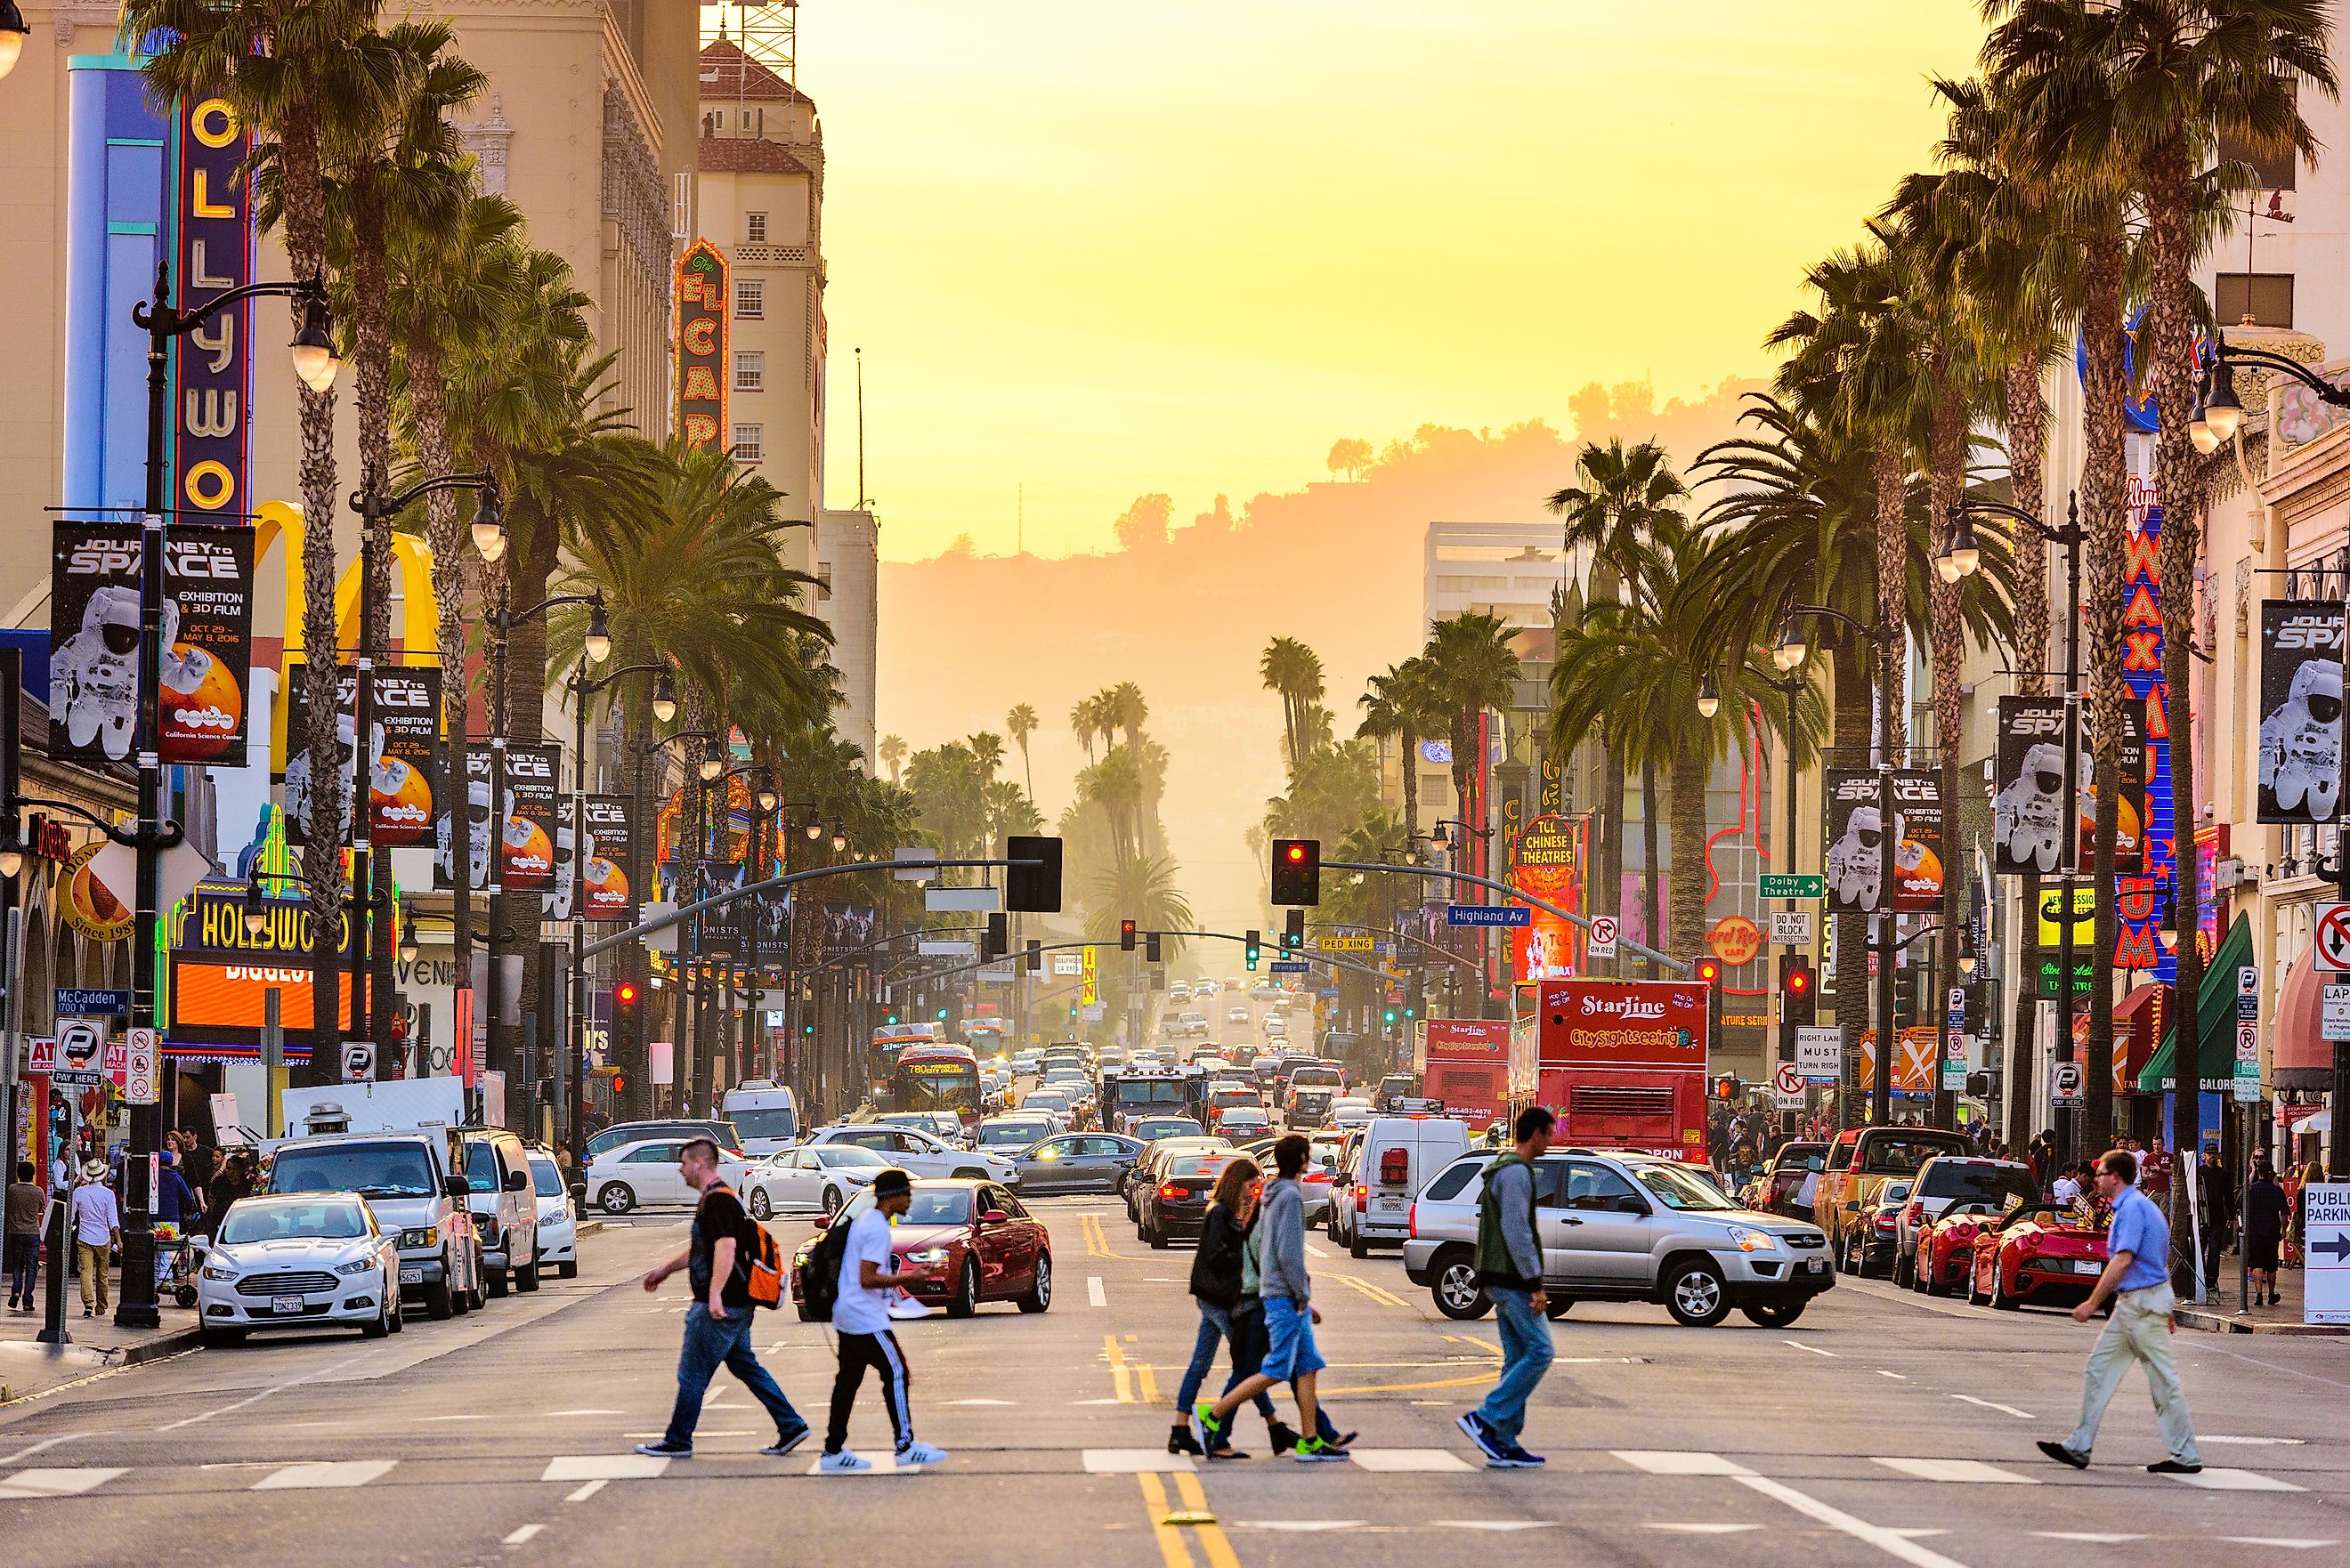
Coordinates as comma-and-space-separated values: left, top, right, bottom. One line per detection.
676, 238, 729, 452
1536, 980, 1708, 1069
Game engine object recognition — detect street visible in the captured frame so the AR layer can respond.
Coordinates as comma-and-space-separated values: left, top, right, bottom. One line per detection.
0, 1198, 2341, 1568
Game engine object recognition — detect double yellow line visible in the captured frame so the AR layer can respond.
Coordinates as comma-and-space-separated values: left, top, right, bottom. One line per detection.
1139, 1472, 1242, 1568
1102, 1333, 1162, 1406
1081, 1213, 1123, 1259
1327, 1272, 1411, 1308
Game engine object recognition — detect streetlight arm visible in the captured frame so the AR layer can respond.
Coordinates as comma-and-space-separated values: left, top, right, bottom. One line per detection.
10, 796, 181, 850
1788, 602, 1892, 644
2215, 345, 2350, 408
1325, 857, 1692, 974
133, 276, 324, 338
1957, 496, 2080, 546
351, 470, 498, 519
578, 661, 666, 698
499, 590, 602, 631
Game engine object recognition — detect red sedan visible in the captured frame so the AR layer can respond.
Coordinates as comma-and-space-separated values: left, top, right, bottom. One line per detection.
1967, 1203, 2110, 1311
1911, 1202, 2004, 1297
790, 1177, 1052, 1319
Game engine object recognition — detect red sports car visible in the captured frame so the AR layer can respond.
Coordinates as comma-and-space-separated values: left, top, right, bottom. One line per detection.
1967, 1203, 2110, 1311
1911, 1202, 2005, 1297
790, 1177, 1052, 1320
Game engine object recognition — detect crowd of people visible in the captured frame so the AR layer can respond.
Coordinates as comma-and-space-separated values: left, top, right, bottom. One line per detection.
1, 1127, 260, 1319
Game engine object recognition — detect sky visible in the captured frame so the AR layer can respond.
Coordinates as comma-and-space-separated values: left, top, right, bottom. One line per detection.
781, 1, 1989, 561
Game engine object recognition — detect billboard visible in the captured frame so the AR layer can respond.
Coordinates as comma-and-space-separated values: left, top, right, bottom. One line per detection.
1509, 812, 1584, 982
1991, 696, 2070, 876
2257, 600, 2344, 826
1887, 768, 1945, 913
434, 745, 560, 893
282, 665, 442, 847
676, 238, 730, 453
166, 881, 353, 1047
1532, 980, 1708, 1070
171, 94, 255, 519
51, 520, 255, 766
1823, 769, 1888, 914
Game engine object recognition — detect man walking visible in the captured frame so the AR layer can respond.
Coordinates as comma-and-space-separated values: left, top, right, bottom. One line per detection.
1460, 1107, 1555, 1468
6, 1161, 43, 1312
69, 1159, 118, 1317
822, 1168, 947, 1472
2037, 1148, 2202, 1475
636, 1137, 810, 1460
1192, 1134, 1348, 1462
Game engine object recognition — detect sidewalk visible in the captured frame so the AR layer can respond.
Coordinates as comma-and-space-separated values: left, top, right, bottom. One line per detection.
2175, 1247, 2345, 1337
0, 1270, 207, 1406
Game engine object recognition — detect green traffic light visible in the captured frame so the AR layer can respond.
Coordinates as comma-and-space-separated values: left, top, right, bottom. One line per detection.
936, 1008, 948, 1020
1382, 1009, 1397, 1023
886, 1013, 899, 1024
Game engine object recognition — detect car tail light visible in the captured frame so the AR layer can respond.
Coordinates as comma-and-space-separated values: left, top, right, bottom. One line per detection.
1354, 1184, 1367, 1213
1904, 1201, 1925, 1229
1158, 1183, 1184, 1200
1875, 1211, 1897, 1233
1408, 1200, 1418, 1240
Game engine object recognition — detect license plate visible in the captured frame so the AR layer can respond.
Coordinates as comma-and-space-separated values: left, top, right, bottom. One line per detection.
1374, 1197, 1405, 1211
1805, 1259, 1827, 1274
399, 1266, 423, 1285
2073, 1259, 2103, 1275
271, 1295, 304, 1315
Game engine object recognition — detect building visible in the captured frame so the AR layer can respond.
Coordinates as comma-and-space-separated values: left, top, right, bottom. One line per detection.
816, 506, 878, 764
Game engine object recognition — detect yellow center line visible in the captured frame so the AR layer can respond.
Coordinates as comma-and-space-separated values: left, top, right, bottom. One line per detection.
1103, 1334, 1135, 1403
1136, 1361, 1163, 1406
1171, 1471, 1244, 1568
1136, 1474, 1196, 1568
1081, 1213, 1129, 1259
1330, 1273, 1410, 1308
1443, 1332, 1502, 1357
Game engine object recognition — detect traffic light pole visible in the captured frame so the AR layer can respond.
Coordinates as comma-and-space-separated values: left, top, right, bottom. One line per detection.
1320, 861, 1692, 975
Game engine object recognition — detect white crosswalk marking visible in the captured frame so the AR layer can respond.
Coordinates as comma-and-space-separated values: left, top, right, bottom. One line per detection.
1082, 1450, 1195, 1473
1645, 1524, 1764, 1534
1086, 1276, 1106, 1308
1434, 1521, 1555, 1532
2218, 1540, 2339, 1550
1613, 1450, 1755, 1475
0, 1467, 123, 1500
1872, 1458, 2039, 1484
2166, 1467, 2305, 1491
502, 1524, 545, 1546
541, 1454, 671, 1482
252, 1461, 397, 1491
1345, 1449, 1472, 1473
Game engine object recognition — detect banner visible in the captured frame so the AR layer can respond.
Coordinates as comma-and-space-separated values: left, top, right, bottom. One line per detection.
1991, 696, 2069, 876
282, 666, 442, 847
51, 521, 255, 766
1509, 812, 1584, 982
499, 745, 561, 893
1823, 769, 1888, 915
2082, 697, 2149, 877
1888, 768, 1944, 913
171, 94, 255, 520
2257, 600, 2344, 826
676, 238, 730, 453
569, 795, 636, 923
822, 902, 879, 951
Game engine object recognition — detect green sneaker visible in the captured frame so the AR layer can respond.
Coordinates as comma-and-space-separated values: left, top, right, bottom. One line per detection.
1292, 1435, 1348, 1463
1190, 1402, 1228, 1452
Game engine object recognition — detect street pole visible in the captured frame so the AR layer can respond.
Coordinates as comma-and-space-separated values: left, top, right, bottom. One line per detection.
2336, 540, 2350, 1178
2054, 513, 2083, 1176
1874, 618, 1898, 1130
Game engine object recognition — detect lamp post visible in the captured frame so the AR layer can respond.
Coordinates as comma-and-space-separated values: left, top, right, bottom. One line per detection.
1951, 493, 2087, 1162
344, 473, 499, 1083
2196, 348, 2350, 1178
657, 728, 723, 1114
118, 264, 336, 1328
1706, 666, 1811, 1081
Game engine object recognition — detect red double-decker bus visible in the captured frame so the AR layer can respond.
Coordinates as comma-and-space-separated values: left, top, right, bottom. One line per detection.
1512, 979, 1709, 1160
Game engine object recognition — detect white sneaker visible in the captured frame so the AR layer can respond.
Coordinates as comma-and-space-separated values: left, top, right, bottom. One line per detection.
819, 1449, 873, 1473
896, 1441, 948, 1467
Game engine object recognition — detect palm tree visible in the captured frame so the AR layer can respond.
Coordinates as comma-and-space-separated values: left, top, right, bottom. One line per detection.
878, 735, 908, 783
1356, 656, 1441, 851
1005, 703, 1039, 797
1108, 682, 1148, 751
968, 731, 1006, 781
1087, 851, 1193, 950
1260, 637, 1325, 775
1421, 612, 1520, 913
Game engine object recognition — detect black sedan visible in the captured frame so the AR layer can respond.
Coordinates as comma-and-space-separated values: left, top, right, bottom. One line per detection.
1135, 1152, 1233, 1249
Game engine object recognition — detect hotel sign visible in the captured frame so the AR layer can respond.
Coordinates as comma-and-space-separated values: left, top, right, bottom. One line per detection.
676, 238, 729, 452
173, 96, 255, 515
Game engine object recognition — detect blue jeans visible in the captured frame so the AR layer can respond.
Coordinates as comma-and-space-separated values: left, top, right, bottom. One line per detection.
663, 1303, 805, 1448
1474, 1287, 1553, 1446
1178, 1301, 1275, 1418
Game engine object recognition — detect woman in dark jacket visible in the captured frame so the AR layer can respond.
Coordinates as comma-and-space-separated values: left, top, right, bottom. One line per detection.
1170, 1159, 1281, 1455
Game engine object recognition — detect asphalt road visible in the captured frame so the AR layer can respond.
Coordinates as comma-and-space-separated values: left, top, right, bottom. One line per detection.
0, 1192, 2342, 1567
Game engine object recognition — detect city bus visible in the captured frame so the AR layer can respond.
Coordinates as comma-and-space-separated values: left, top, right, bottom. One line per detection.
890, 1041, 985, 1127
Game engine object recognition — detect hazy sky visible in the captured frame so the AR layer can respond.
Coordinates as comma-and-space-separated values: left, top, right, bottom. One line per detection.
790, 2, 1986, 561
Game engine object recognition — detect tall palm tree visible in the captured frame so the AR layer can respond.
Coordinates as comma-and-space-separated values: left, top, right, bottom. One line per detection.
1108, 682, 1148, 752
1005, 703, 1039, 797
1422, 612, 1520, 917
1260, 637, 1325, 775
1356, 656, 1441, 852
878, 735, 908, 783
968, 731, 1006, 781
1087, 851, 1193, 950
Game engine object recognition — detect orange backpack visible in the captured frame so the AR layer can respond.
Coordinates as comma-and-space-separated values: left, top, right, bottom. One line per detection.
708, 1183, 785, 1307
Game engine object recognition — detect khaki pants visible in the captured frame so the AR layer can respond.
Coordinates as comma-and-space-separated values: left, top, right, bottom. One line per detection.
2065, 1282, 2200, 1465
77, 1241, 109, 1313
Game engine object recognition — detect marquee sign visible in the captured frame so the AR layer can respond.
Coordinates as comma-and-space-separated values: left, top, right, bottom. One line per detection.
676, 238, 730, 453
173, 95, 255, 516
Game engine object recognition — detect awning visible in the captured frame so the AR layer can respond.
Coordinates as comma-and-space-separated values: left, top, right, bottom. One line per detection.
2140, 911, 2254, 1093
2273, 940, 2332, 1091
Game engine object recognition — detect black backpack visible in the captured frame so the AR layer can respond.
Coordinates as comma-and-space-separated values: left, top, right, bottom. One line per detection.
798, 1216, 852, 1322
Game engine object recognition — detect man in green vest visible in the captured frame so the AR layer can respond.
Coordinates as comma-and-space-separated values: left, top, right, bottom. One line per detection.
1459, 1105, 1554, 1468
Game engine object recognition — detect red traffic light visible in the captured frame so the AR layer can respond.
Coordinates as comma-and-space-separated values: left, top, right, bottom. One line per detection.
615, 981, 639, 1006
1696, 958, 1722, 985
1787, 967, 1810, 993
1284, 843, 1306, 863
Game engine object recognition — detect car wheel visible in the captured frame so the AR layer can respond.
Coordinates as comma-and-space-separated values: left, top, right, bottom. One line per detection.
946, 1257, 980, 1319
822, 1184, 846, 1218
362, 1295, 392, 1338
1147, 1214, 1169, 1249
1664, 1258, 1733, 1327
389, 1295, 404, 1334
1893, 1249, 1914, 1289
1348, 1227, 1369, 1259
749, 1187, 774, 1221
424, 1279, 455, 1320
1966, 1263, 1988, 1305
599, 1183, 636, 1216
557, 1260, 578, 1280
486, 1265, 510, 1300
1430, 1249, 1489, 1320
1990, 1263, 2019, 1310
451, 1278, 472, 1315
1740, 1300, 1806, 1329
200, 1327, 247, 1347
1544, 1297, 1575, 1320
1018, 1253, 1052, 1313
515, 1256, 541, 1293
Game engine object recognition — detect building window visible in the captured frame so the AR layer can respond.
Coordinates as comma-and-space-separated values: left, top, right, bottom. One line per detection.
734, 351, 765, 392
2216, 271, 2294, 328
732, 424, 764, 463
745, 211, 767, 243
736, 278, 765, 319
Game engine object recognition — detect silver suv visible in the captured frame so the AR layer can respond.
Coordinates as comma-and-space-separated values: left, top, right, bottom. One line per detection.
1400, 1149, 1835, 1328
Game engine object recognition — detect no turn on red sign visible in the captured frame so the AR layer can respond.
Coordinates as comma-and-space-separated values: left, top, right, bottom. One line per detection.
2315, 902, 2350, 973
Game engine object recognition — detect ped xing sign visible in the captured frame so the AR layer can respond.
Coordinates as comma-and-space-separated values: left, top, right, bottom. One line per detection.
1446, 904, 1530, 927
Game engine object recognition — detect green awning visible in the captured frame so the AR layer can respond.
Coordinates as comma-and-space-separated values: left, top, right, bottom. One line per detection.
2140, 912, 2253, 1093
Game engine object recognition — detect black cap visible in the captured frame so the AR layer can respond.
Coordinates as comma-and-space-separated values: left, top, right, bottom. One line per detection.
872, 1167, 912, 1199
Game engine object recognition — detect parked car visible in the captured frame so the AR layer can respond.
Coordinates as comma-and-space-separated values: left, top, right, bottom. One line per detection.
1401, 1149, 1835, 1327
195, 1193, 404, 1345
1014, 1133, 1141, 1194
1848, 1179, 1916, 1279
719, 1081, 803, 1155
1335, 1116, 1471, 1257
1912, 1201, 2007, 1297
585, 1137, 755, 1215
1969, 1201, 2111, 1311
789, 1178, 1051, 1319
584, 1119, 742, 1161
264, 1128, 483, 1321
1814, 1125, 1972, 1265
525, 1147, 579, 1280
1890, 1157, 2041, 1288
742, 1143, 887, 1219
1746, 1140, 1827, 1220
460, 1128, 542, 1297
795, 1123, 1018, 1184
1136, 1152, 1231, 1248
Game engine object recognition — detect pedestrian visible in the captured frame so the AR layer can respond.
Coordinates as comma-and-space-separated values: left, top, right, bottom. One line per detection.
2245, 1158, 2289, 1308
634, 1136, 811, 1461
1459, 1105, 1557, 1468
2037, 1148, 2202, 1475
2051, 1162, 2084, 1208
820, 1167, 948, 1472
69, 1158, 119, 1317
1169, 1156, 1283, 1457
6, 1160, 43, 1312
2197, 1148, 2233, 1290
1201, 1136, 1349, 1462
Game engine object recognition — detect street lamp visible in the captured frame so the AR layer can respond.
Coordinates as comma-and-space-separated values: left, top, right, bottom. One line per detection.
1933, 509, 1982, 583
805, 819, 823, 841
469, 486, 507, 563
699, 734, 727, 781
0, 0, 28, 82
1695, 674, 1721, 721
831, 831, 847, 854
1771, 616, 1808, 673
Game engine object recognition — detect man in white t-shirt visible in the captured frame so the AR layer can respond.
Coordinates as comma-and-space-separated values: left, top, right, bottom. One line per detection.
820, 1168, 948, 1473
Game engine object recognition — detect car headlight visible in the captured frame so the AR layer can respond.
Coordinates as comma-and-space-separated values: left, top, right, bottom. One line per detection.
200, 1262, 239, 1281
400, 1227, 439, 1249
545, 1204, 571, 1224
906, 1247, 951, 1264
336, 1257, 379, 1276
1725, 1226, 1779, 1252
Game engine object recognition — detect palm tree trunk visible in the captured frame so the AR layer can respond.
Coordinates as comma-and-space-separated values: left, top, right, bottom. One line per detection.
1641, 759, 1661, 979
1667, 751, 1708, 965
1831, 636, 1869, 1128
409, 331, 474, 1079
1399, 721, 1421, 850
1929, 376, 1965, 1131
2079, 220, 2128, 1158
351, 176, 400, 1063
494, 510, 561, 1130
1872, 448, 1908, 756
2007, 355, 2050, 1151
1599, 750, 1625, 978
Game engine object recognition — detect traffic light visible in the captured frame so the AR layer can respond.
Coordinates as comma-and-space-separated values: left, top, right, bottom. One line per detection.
1382, 1006, 1398, 1027
1005, 834, 1064, 912
1893, 958, 1918, 1026
1145, 931, 1162, 964
1778, 953, 1817, 1029
1283, 909, 1304, 950
612, 979, 640, 1051
1271, 838, 1321, 905
1713, 1073, 1740, 1101
1695, 956, 1724, 1041
985, 911, 1009, 959
1026, 938, 1042, 974
1120, 918, 1137, 952
885, 1012, 900, 1025
1244, 929, 1260, 970
935, 1006, 948, 1021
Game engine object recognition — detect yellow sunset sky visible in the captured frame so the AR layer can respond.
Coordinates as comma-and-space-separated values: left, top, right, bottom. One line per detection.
790, 2, 1988, 561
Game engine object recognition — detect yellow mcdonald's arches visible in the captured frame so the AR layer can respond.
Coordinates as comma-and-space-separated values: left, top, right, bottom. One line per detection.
257, 500, 444, 771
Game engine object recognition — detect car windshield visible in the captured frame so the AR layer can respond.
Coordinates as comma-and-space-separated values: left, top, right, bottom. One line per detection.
1025, 1095, 1069, 1111
1134, 1119, 1203, 1139
815, 1146, 889, 1168
978, 1121, 1050, 1149
728, 1106, 799, 1139
1167, 1156, 1225, 1177
464, 1141, 505, 1192
1630, 1161, 1739, 1211
218, 1200, 368, 1245
1860, 1135, 1967, 1175
528, 1158, 564, 1197
898, 1190, 974, 1226
1919, 1162, 2040, 1206
269, 1142, 438, 1199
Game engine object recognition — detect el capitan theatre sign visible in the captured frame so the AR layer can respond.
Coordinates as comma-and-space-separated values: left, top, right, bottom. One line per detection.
165, 882, 351, 1053
676, 238, 729, 453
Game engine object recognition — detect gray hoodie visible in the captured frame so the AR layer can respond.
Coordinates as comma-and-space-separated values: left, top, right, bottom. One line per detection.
1254, 1175, 1310, 1302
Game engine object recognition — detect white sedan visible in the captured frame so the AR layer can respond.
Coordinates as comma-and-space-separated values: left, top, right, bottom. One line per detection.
526, 1150, 579, 1279
196, 1193, 404, 1345
743, 1144, 888, 1219
795, 1123, 1020, 1184
586, 1137, 754, 1215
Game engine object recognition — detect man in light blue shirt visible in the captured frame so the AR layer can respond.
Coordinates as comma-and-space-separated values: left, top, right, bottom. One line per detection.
2038, 1148, 2201, 1474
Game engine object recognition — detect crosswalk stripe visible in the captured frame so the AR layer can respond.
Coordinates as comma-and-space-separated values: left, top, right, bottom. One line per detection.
0, 1467, 123, 1500
1344, 1449, 1473, 1473
1873, 1458, 2039, 1484
1613, 1450, 1754, 1476
540, 1455, 670, 1482
252, 1461, 397, 1491
2164, 1467, 2304, 1492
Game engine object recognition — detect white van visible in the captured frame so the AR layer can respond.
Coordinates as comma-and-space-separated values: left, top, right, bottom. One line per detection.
719, 1080, 803, 1155
1349, 1116, 1472, 1255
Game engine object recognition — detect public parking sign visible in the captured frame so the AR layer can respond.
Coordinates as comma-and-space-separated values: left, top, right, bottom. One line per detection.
2305, 1184, 2350, 1325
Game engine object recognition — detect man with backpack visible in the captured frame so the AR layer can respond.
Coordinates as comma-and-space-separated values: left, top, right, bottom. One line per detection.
1459, 1106, 1555, 1468
816, 1167, 948, 1472
636, 1137, 810, 1459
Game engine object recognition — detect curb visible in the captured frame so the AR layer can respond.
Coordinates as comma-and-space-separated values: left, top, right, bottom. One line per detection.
118, 1325, 207, 1364
2176, 1305, 2346, 1337
0, 1323, 203, 1407
576, 1219, 604, 1237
